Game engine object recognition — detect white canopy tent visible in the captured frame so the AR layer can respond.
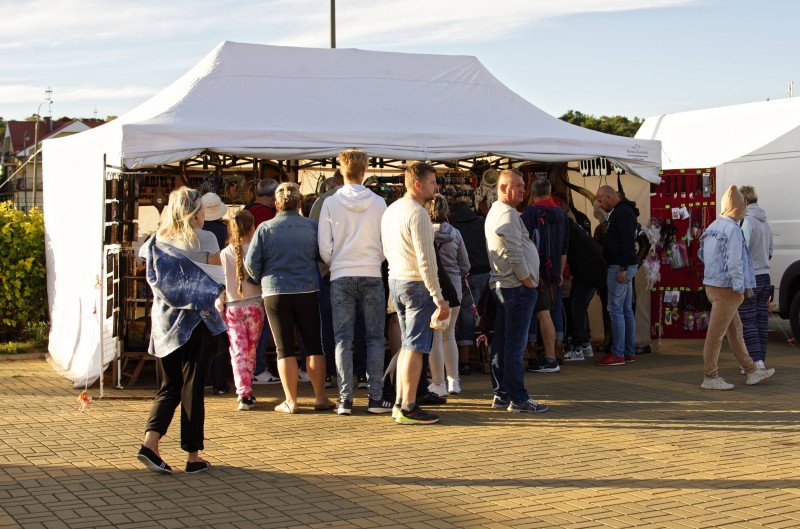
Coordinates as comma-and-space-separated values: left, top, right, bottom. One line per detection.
43, 41, 661, 386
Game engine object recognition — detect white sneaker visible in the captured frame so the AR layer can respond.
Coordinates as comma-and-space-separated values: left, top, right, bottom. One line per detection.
252, 370, 281, 384
746, 368, 775, 386
298, 370, 311, 383
700, 377, 734, 390
427, 381, 448, 397
755, 360, 766, 370
447, 376, 461, 395
563, 349, 585, 362
579, 343, 594, 358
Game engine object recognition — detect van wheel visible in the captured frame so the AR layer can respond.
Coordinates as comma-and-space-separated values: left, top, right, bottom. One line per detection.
791, 291, 800, 340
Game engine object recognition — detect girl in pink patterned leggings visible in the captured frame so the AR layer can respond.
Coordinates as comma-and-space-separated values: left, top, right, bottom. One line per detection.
219, 210, 264, 410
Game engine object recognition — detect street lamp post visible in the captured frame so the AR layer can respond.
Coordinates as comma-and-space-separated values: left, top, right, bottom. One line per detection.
330, 0, 336, 48
31, 89, 52, 211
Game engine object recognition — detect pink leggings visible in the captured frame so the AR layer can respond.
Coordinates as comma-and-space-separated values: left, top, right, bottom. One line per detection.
225, 302, 264, 398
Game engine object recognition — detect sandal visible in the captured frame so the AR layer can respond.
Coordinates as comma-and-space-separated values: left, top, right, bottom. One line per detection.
313, 400, 336, 412
185, 460, 211, 474
274, 401, 298, 414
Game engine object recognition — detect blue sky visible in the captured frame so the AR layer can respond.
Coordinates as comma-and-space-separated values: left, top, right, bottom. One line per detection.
1, 0, 798, 121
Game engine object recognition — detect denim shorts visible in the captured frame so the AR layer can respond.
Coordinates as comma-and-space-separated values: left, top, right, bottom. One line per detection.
389, 279, 437, 354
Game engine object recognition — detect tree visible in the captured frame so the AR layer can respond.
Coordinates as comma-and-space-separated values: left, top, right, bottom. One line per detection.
559, 110, 643, 138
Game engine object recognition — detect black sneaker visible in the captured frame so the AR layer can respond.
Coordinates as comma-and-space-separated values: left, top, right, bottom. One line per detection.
527, 358, 560, 374
237, 396, 256, 411
367, 398, 394, 414
419, 391, 447, 405
459, 363, 471, 376
335, 399, 353, 415
137, 445, 172, 474
357, 375, 368, 389
491, 395, 510, 409
507, 398, 549, 413
635, 345, 653, 355
395, 405, 440, 425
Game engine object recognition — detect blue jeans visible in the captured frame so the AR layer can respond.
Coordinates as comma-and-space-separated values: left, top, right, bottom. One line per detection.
322, 275, 367, 376
456, 272, 489, 346
570, 280, 596, 345
490, 285, 537, 404
389, 279, 436, 354
331, 277, 386, 401
607, 265, 637, 357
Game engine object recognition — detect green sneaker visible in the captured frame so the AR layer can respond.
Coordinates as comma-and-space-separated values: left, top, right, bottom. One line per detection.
395, 405, 440, 425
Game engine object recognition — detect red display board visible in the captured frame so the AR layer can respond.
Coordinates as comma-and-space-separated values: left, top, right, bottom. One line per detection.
649, 168, 716, 339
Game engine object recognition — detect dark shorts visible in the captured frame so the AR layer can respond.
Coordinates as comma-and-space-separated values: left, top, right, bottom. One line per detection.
534, 278, 555, 313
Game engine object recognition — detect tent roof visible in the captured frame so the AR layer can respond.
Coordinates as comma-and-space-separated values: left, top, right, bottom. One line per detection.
92, 41, 660, 181
635, 97, 800, 169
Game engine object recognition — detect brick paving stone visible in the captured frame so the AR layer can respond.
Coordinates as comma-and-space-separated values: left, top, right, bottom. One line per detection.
1, 336, 799, 528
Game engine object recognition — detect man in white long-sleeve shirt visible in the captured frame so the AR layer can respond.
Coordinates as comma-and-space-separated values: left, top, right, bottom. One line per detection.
381, 161, 450, 425
484, 169, 549, 413
318, 150, 391, 415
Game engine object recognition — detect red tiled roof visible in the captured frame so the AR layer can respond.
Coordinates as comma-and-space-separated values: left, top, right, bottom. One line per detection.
5, 117, 105, 155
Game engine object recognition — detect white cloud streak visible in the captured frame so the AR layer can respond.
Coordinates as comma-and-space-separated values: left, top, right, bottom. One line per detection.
0, 84, 158, 104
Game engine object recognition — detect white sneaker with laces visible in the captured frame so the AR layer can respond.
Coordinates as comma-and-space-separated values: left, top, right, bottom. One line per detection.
746, 368, 775, 386
563, 349, 585, 361
427, 381, 448, 397
447, 376, 461, 395
252, 370, 281, 384
580, 343, 594, 358
700, 377, 734, 390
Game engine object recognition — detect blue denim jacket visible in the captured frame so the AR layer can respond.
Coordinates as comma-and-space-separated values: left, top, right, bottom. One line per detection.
698, 215, 756, 293
245, 210, 320, 296
140, 236, 227, 358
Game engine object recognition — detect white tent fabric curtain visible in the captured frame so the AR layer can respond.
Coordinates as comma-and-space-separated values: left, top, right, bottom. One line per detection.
43, 41, 661, 386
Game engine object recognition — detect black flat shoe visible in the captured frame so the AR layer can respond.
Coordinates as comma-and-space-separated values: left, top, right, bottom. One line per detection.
185, 460, 211, 474
137, 445, 172, 474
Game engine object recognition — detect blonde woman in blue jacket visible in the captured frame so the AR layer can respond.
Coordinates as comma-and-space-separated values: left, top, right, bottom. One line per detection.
697, 186, 775, 390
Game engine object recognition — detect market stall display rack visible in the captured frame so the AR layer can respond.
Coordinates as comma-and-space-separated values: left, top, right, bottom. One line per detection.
649, 168, 716, 339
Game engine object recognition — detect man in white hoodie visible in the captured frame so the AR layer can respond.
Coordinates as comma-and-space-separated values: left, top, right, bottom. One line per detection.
318, 150, 391, 415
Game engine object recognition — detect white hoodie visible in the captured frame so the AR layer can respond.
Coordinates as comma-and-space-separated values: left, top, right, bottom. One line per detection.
318, 184, 387, 280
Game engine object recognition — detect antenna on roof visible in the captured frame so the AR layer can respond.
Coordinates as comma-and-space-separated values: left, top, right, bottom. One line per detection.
44, 87, 53, 117
789, 81, 794, 98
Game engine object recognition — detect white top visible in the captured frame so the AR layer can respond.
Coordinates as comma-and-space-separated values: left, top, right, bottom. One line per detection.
220, 242, 262, 303
159, 228, 219, 264
381, 196, 443, 304
318, 184, 387, 280
485, 201, 539, 289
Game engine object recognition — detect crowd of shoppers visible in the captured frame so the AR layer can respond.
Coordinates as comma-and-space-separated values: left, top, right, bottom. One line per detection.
137, 154, 778, 473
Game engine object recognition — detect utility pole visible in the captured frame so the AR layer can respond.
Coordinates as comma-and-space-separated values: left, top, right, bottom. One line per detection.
330, 0, 336, 48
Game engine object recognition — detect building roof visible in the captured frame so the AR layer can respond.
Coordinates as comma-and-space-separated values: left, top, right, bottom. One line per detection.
5, 118, 105, 156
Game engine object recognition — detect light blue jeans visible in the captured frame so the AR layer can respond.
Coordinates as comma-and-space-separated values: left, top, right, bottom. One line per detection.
331, 277, 386, 402
607, 264, 637, 357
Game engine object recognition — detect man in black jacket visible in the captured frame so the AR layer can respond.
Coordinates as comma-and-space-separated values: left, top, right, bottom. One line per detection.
594, 185, 638, 366
449, 200, 491, 375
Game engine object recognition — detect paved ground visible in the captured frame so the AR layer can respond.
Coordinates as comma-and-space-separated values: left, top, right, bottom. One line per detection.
1, 328, 798, 529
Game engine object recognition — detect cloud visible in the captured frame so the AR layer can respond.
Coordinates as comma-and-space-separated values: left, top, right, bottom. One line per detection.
1, 0, 703, 48
0, 84, 158, 104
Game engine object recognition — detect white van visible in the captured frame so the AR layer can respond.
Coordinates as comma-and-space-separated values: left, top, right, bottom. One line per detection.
637, 98, 800, 338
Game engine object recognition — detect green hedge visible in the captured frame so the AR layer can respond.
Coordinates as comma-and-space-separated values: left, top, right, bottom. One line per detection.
0, 202, 47, 341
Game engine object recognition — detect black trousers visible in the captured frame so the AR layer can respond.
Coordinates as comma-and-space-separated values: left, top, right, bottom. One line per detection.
146, 323, 214, 453
263, 292, 322, 359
